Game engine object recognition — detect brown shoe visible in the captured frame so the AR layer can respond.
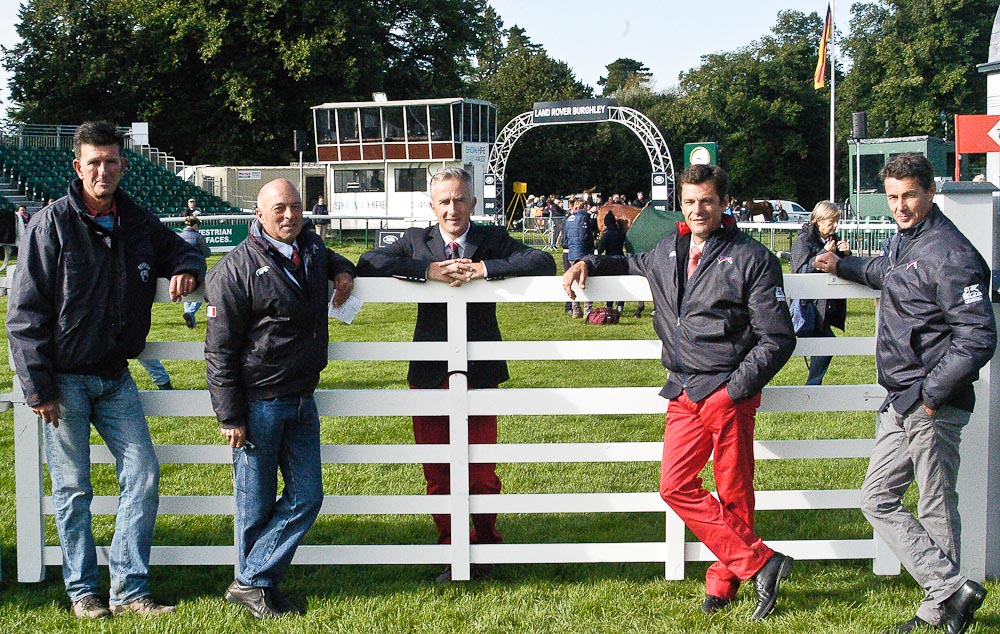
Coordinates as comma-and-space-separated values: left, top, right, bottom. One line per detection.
109, 595, 176, 616
72, 594, 111, 619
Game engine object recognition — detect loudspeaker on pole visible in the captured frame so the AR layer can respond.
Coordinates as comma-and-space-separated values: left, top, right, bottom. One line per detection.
851, 112, 868, 140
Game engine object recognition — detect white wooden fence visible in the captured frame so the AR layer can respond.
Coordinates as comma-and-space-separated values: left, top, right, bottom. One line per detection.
3, 270, 997, 583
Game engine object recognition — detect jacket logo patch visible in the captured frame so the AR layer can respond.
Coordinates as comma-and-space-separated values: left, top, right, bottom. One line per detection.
669, 251, 676, 258
717, 255, 734, 264
137, 262, 151, 283
255, 266, 270, 277
775, 287, 786, 302
906, 260, 918, 269
963, 284, 984, 305
207, 305, 217, 318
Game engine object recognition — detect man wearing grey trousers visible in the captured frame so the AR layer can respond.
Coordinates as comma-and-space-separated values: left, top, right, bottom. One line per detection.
815, 153, 996, 634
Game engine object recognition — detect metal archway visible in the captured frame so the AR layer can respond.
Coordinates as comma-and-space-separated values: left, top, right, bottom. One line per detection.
483, 105, 675, 219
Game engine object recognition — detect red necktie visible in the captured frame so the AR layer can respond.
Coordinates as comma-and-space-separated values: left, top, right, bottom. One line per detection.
291, 247, 301, 268
447, 241, 460, 259
687, 244, 702, 279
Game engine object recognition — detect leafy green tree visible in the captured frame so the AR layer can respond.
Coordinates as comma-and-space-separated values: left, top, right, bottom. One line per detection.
653, 10, 833, 207
3, 0, 488, 164
598, 58, 652, 96
840, 0, 995, 141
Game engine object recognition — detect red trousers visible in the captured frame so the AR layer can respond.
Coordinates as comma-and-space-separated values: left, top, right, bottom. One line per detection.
411, 379, 502, 545
660, 385, 773, 600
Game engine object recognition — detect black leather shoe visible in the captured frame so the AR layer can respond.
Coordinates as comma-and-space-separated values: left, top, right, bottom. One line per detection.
269, 587, 305, 616
701, 594, 731, 614
750, 552, 793, 620
941, 580, 987, 634
224, 581, 283, 619
885, 616, 940, 633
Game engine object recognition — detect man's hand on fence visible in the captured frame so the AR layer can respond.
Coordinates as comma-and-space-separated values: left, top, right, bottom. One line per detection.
813, 252, 840, 274
169, 273, 197, 301
221, 425, 248, 449
563, 261, 588, 299
332, 272, 354, 307
32, 400, 60, 427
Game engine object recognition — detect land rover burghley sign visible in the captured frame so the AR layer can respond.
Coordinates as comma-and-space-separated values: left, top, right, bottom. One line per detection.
532, 99, 617, 124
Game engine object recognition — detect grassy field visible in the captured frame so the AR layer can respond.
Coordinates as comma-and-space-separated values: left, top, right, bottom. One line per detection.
0, 237, 996, 633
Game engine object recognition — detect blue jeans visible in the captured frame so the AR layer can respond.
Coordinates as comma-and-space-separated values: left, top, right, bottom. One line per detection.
234, 395, 323, 587
137, 358, 170, 386
44, 370, 159, 604
806, 323, 836, 385
183, 301, 202, 315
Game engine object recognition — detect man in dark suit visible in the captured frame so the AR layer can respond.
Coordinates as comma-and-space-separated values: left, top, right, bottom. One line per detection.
357, 166, 555, 582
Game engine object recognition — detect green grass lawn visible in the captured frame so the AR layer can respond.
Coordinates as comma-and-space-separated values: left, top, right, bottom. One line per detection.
0, 239, 996, 632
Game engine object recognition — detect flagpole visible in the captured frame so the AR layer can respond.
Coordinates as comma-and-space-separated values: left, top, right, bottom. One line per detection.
829, 0, 836, 203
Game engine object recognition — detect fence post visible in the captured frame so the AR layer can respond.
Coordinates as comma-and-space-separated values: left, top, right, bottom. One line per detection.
446, 294, 472, 580
14, 391, 46, 582
936, 182, 1000, 580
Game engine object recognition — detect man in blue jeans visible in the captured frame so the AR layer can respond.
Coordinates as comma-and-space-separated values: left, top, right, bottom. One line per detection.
205, 179, 355, 618
6, 121, 204, 618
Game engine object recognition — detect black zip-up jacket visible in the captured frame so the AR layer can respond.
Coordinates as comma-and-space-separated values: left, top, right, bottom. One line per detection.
204, 221, 356, 427
790, 222, 848, 331
6, 179, 206, 407
583, 216, 795, 402
836, 205, 996, 413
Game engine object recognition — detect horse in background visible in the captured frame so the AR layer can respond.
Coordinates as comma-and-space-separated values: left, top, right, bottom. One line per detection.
596, 203, 642, 233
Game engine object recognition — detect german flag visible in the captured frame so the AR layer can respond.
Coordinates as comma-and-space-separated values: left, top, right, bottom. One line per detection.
814, 3, 832, 89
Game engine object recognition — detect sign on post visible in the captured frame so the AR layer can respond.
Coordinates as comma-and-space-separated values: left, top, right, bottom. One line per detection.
955, 115, 1000, 154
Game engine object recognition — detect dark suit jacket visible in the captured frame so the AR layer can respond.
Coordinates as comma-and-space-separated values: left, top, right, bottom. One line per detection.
357, 223, 556, 388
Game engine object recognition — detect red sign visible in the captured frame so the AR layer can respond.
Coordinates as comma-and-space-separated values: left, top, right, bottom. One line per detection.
955, 114, 1000, 153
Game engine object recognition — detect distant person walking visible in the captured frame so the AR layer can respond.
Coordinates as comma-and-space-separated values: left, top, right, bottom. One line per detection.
180, 215, 211, 328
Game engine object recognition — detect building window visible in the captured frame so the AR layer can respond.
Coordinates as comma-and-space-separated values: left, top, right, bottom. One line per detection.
394, 168, 426, 193
333, 169, 385, 193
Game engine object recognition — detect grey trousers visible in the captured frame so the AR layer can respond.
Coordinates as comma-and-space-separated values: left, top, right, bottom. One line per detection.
860, 403, 970, 625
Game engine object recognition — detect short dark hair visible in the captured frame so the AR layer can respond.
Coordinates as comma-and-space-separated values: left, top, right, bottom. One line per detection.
880, 153, 934, 191
73, 121, 124, 158
679, 164, 729, 201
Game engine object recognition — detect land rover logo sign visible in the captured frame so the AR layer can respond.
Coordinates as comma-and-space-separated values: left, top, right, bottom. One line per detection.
653, 174, 666, 185
532, 99, 617, 124
378, 230, 406, 248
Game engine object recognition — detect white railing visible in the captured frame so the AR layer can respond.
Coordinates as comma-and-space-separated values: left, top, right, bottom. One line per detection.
5, 273, 995, 583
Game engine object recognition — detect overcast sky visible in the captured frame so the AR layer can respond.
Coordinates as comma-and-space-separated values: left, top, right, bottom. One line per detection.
0, 1, 859, 120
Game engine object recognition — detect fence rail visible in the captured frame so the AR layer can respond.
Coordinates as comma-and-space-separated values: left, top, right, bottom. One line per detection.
6, 273, 994, 584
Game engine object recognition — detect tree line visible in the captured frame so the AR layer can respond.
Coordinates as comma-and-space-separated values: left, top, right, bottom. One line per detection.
2, 0, 995, 209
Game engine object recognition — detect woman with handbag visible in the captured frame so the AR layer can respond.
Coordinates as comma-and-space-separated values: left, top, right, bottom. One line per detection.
791, 201, 851, 385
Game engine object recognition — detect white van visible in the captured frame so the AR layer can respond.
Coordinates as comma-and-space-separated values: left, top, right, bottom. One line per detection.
764, 199, 809, 223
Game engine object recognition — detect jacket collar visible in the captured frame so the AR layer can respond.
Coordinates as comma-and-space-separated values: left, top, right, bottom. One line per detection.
428, 222, 481, 259
675, 213, 737, 238
68, 178, 145, 234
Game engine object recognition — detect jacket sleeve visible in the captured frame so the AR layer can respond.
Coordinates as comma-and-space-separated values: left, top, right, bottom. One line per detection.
356, 230, 429, 281
836, 253, 890, 290
5, 220, 60, 406
583, 235, 670, 277
727, 252, 796, 401
198, 233, 211, 258
480, 228, 555, 279
921, 254, 997, 410
790, 232, 818, 274
151, 217, 206, 286
204, 259, 252, 427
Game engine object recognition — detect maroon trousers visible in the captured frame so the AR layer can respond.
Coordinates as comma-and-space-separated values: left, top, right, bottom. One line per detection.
660, 385, 773, 600
411, 378, 503, 545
